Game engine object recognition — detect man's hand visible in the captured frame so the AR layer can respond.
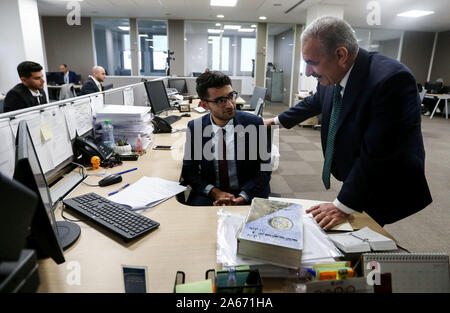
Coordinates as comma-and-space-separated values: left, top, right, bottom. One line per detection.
264, 118, 275, 127
210, 188, 235, 206
306, 203, 350, 230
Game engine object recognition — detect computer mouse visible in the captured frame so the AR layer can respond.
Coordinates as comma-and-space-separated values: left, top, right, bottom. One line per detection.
98, 174, 123, 187
181, 113, 191, 117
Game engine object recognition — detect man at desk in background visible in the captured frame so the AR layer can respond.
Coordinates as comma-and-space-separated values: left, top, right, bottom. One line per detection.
59, 64, 79, 85
80, 66, 106, 95
264, 16, 432, 229
4, 61, 48, 113
182, 71, 271, 206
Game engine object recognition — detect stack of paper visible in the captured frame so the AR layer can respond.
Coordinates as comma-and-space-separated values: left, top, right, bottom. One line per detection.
108, 176, 186, 210
96, 105, 153, 150
217, 208, 342, 277
328, 227, 397, 253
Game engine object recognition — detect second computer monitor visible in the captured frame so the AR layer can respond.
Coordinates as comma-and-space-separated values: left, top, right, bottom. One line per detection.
144, 80, 171, 115
168, 78, 188, 94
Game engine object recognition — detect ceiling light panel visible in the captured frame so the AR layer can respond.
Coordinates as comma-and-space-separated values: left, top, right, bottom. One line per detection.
211, 0, 238, 7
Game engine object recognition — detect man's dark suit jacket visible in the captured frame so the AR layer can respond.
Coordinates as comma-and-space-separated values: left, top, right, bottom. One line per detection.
4, 83, 48, 113
182, 111, 271, 202
80, 77, 101, 95
278, 48, 432, 225
63, 71, 79, 84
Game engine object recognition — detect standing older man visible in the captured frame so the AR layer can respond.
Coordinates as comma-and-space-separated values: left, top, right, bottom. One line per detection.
80, 66, 106, 95
265, 16, 432, 229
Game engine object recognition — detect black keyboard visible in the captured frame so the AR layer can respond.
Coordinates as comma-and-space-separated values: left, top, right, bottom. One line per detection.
163, 115, 181, 125
63, 193, 159, 242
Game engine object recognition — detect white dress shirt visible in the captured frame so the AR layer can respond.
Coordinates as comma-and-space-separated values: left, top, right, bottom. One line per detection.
274, 65, 356, 214
29, 88, 42, 104
64, 72, 69, 84
203, 115, 249, 202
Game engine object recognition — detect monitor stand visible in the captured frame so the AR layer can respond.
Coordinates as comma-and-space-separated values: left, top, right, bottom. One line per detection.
56, 221, 81, 250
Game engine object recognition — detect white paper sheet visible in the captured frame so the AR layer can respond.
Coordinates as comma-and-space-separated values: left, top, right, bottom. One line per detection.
10, 111, 54, 173
41, 107, 73, 167
71, 98, 93, 136
62, 103, 77, 140
108, 176, 186, 209
0, 118, 15, 178
90, 94, 104, 115
123, 87, 134, 106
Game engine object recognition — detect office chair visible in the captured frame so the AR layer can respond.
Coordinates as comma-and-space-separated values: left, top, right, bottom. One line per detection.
254, 98, 265, 117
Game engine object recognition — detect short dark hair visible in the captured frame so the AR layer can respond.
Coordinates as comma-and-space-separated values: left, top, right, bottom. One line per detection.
196, 71, 232, 100
17, 61, 43, 78
60, 64, 68, 68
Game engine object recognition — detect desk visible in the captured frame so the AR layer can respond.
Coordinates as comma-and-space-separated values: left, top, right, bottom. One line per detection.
38, 111, 393, 293
427, 93, 450, 119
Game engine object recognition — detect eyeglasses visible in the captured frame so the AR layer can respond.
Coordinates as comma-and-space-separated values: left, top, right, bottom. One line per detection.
203, 91, 238, 107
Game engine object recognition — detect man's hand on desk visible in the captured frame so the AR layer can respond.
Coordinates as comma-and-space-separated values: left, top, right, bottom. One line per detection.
264, 118, 275, 127
306, 203, 350, 231
210, 188, 246, 206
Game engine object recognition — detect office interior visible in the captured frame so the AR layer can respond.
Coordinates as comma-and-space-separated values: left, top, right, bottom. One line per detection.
0, 0, 449, 293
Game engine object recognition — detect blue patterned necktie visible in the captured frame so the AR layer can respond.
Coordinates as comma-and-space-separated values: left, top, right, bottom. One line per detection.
322, 84, 343, 190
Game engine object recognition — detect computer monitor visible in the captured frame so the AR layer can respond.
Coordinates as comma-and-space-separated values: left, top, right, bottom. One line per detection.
13, 120, 81, 264
168, 78, 188, 94
46, 72, 63, 85
144, 80, 171, 115
424, 82, 443, 94
0, 173, 37, 262
249, 86, 267, 110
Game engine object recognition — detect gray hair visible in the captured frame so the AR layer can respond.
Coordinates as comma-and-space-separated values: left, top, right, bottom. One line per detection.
302, 16, 359, 56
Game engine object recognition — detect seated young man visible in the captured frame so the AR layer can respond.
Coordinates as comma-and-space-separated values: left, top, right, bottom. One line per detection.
182, 71, 272, 206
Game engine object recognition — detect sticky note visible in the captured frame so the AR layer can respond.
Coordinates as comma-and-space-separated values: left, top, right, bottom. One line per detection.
40, 122, 53, 141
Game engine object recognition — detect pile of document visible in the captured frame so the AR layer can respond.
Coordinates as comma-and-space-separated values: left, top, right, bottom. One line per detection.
108, 176, 186, 210
328, 227, 397, 253
217, 201, 343, 277
95, 105, 153, 150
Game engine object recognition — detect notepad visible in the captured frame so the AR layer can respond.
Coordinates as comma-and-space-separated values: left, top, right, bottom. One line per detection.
328, 227, 397, 253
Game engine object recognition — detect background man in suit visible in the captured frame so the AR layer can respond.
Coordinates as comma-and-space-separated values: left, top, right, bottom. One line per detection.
80, 66, 106, 95
4, 61, 47, 113
59, 64, 79, 85
265, 16, 432, 229
182, 71, 271, 206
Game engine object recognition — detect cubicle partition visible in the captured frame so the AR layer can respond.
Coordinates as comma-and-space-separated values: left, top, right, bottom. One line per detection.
0, 79, 157, 184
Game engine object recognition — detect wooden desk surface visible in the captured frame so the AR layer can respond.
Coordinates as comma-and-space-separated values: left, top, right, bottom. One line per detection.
38, 110, 393, 293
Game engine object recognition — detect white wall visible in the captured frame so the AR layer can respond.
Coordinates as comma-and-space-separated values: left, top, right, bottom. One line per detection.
0, 0, 46, 93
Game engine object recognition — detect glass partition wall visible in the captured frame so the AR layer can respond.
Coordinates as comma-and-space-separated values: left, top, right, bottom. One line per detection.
137, 20, 168, 76
184, 21, 257, 95
92, 18, 131, 76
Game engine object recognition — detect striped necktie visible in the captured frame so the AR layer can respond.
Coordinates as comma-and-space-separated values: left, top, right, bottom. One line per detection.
218, 128, 230, 192
322, 84, 343, 190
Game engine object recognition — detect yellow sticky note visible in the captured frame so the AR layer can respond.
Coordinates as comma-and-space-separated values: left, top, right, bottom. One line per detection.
175, 279, 213, 293
40, 122, 53, 141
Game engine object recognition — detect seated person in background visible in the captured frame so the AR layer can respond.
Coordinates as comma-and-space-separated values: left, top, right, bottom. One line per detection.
59, 64, 79, 85
182, 71, 272, 206
80, 66, 106, 95
4, 61, 47, 113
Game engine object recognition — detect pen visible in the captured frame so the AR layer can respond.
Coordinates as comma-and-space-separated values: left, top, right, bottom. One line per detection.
115, 168, 137, 175
108, 183, 130, 196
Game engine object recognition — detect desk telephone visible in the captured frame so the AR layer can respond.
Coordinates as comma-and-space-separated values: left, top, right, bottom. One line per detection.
74, 136, 114, 162
151, 116, 172, 133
